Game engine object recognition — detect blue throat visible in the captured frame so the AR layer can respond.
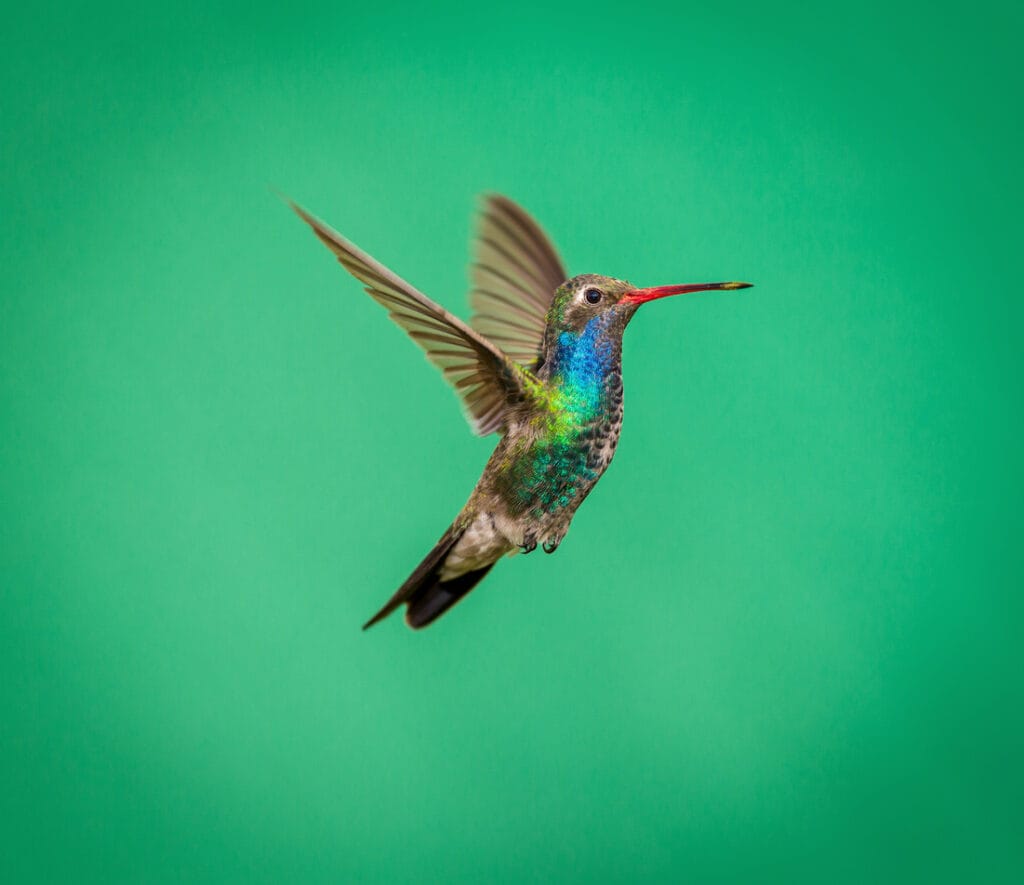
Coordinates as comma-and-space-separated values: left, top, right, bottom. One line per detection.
550, 314, 620, 420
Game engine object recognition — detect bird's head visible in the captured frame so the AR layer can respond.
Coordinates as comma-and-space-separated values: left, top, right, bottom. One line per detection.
546, 274, 753, 338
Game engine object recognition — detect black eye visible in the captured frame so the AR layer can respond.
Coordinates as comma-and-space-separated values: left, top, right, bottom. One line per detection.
584, 288, 602, 304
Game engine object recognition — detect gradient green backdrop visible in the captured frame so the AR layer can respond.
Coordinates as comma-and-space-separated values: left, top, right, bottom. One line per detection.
3, 1, 1021, 882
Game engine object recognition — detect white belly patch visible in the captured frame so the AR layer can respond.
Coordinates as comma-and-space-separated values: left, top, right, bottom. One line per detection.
440, 513, 511, 580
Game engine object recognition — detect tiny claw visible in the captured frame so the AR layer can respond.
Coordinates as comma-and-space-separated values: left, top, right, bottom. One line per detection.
521, 532, 537, 554
542, 540, 560, 554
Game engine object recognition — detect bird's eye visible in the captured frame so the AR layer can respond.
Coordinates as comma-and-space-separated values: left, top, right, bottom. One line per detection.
584, 288, 602, 304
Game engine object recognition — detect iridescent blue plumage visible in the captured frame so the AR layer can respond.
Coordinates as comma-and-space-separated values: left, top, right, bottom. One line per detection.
551, 312, 619, 421
496, 306, 626, 521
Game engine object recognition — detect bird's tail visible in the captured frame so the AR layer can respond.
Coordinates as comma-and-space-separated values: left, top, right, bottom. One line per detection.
363, 523, 495, 630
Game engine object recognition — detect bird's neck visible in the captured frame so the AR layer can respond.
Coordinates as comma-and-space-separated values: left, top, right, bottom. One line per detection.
540, 314, 623, 422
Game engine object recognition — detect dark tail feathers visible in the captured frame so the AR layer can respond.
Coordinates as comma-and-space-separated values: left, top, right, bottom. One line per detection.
362, 525, 495, 630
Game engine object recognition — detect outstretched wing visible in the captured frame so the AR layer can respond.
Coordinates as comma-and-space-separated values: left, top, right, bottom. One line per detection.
469, 195, 567, 369
291, 201, 531, 436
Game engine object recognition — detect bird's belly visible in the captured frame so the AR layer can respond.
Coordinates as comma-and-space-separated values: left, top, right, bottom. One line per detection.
501, 426, 621, 525
457, 410, 624, 558
440, 512, 511, 580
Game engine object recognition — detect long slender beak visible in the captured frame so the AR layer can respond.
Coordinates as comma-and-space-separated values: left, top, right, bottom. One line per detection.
621, 281, 753, 305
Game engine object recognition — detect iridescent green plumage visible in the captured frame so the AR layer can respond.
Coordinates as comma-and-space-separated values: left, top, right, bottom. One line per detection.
290, 195, 751, 629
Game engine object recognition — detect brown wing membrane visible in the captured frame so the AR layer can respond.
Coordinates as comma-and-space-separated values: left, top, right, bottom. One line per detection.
469, 195, 568, 369
291, 201, 527, 436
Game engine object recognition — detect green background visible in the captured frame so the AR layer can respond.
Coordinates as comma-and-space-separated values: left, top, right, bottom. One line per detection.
3, 1, 1021, 881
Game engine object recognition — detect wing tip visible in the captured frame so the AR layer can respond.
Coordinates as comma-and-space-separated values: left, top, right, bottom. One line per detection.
285, 198, 321, 232
270, 186, 309, 222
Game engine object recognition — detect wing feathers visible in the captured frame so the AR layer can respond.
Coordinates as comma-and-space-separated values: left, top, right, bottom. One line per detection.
291, 200, 530, 436
469, 196, 567, 368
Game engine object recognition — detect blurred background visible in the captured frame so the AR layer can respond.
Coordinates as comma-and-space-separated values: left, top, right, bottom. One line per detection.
2, 1, 1021, 881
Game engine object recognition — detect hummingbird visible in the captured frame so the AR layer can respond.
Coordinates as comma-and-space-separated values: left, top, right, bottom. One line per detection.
290, 195, 751, 630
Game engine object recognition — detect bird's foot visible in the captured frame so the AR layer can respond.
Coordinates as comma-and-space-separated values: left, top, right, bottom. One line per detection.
542, 538, 561, 554
520, 531, 537, 554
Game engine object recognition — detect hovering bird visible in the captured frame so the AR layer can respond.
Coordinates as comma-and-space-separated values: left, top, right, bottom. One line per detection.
290, 195, 751, 630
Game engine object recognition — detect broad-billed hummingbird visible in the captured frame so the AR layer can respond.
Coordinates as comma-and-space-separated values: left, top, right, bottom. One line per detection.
290, 196, 751, 629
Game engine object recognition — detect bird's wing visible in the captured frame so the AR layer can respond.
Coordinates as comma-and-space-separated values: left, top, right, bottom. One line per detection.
291, 202, 533, 437
468, 195, 567, 369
